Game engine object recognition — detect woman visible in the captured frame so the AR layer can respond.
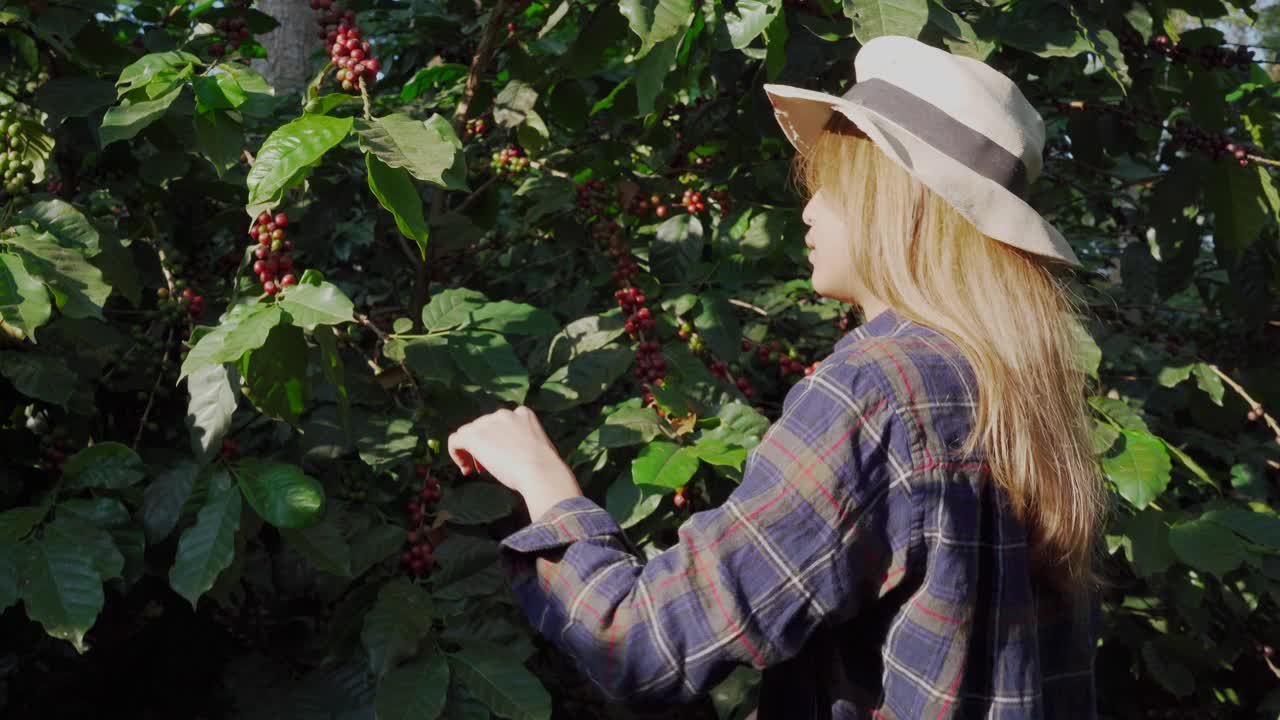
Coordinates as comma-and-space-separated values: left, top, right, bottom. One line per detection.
447, 35, 1108, 719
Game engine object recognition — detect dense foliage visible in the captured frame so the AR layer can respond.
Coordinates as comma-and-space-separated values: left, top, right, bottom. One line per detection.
0, 0, 1278, 717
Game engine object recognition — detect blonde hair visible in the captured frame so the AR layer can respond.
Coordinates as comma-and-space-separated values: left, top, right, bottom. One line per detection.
790, 111, 1111, 594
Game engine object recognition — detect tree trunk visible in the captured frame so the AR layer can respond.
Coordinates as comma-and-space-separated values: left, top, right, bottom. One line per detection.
252, 0, 318, 95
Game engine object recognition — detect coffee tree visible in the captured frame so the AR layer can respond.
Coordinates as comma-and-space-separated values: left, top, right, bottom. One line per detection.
0, 0, 1278, 717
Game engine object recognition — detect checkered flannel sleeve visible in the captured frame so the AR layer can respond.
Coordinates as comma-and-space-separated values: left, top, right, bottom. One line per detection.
498, 363, 916, 704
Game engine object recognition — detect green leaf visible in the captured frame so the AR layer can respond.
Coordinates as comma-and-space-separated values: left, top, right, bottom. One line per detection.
304, 93, 358, 115
1191, 364, 1225, 406
179, 303, 284, 380
0, 542, 15, 612
35, 76, 116, 124
0, 351, 74, 406
534, 346, 633, 411
18, 523, 110, 653
193, 109, 244, 178
62, 441, 146, 490
354, 113, 466, 190
1120, 509, 1176, 578
635, 35, 680, 117
400, 63, 469, 102
387, 334, 459, 385
114, 51, 199, 95
493, 80, 539, 129
1155, 362, 1195, 388
692, 292, 741, 362
618, 0, 695, 56
1101, 430, 1172, 510
447, 331, 529, 404
0, 253, 52, 341
430, 534, 499, 588
469, 301, 559, 336
351, 524, 409, 578
362, 578, 434, 677
100, 81, 185, 147
1204, 155, 1270, 255
725, 0, 779, 48
1168, 517, 1249, 576
632, 440, 700, 491
690, 437, 749, 468
7, 227, 111, 320
541, 310, 627, 371
650, 214, 704, 279
422, 288, 488, 331
365, 152, 429, 255
512, 175, 577, 223
571, 406, 668, 465
234, 460, 324, 530
448, 644, 552, 720
245, 114, 353, 219
185, 362, 238, 463
700, 401, 770, 448
239, 323, 311, 426
1067, 319, 1101, 379
1088, 396, 1149, 432
281, 521, 352, 576
844, 0, 928, 44
0, 504, 50, 544
606, 470, 663, 529
47, 515, 124, 582
143, 460, 201, 545
439, 483, 516, 525
376, 653, 451, 720
1203, 509, 1280, 550
279, 277, 356, 329
192, 72, 246, 113
17, 199, 101, 255
169, 471, 242, 608
354, 410, 419, 474
315, 326, 350, 427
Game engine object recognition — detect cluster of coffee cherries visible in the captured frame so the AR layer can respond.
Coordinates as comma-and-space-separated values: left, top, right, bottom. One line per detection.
681, 189, 706, 214
37, 437, 69, 474
247, 211, 297, 296
220, 437, 239, 461
315, 4, 380, 92
1170, 119, 1257, 168
156, 283, 206, 320
608, 237, 640, 283
490, 145, 531, 177
464, 116, 489, 139
617, 287, 655, 338
632, 339, 667, 384
0, 112, 33, 199
627, 193, 671, 219
1141, 34, 1254, 71
210, 15, 254, 57
401, 465, 444, 578
576, 178, 611, 219
748, 338, 818, 378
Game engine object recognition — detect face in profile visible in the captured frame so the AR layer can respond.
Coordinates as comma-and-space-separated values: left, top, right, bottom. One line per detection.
801, 187, 858, 304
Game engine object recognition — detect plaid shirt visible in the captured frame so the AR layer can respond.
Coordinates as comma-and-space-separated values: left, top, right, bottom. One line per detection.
500, 307, 1100, 719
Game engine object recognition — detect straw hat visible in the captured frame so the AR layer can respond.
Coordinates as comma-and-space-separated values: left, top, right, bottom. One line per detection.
764, 35, 1082, 269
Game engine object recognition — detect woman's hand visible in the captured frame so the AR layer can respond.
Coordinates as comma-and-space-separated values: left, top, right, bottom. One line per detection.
447, 405, 583, 520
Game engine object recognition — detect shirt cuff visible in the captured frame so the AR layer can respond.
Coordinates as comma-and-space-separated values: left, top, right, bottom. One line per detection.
499, 494, 626, 554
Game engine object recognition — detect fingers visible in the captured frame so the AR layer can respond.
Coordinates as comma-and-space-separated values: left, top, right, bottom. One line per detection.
447, 430, 475, 475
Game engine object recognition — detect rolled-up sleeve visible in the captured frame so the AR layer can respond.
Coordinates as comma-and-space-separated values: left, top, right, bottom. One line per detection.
499, 363, 914, 705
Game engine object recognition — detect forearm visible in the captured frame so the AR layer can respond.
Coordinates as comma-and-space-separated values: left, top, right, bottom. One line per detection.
517, 459, 583, 520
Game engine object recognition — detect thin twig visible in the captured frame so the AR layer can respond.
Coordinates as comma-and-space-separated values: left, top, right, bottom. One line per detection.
728, 298, 768, 316
1207, 364, 1280, 438
133, 328, 174, 450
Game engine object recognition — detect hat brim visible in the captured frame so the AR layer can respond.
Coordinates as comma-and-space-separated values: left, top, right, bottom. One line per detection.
762, 83, 1082, 269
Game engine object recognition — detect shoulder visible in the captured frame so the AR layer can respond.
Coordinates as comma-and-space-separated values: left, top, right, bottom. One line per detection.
822, 332, 978, 414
